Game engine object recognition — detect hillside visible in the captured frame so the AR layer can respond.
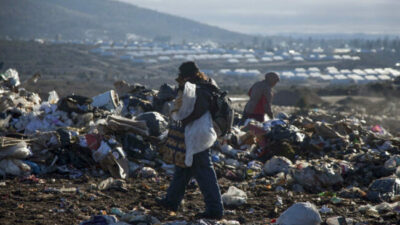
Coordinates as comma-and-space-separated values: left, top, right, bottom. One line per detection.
0, 0, 251, 43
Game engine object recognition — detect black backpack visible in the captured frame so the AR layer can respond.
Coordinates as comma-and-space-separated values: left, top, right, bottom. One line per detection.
199, 83, 234, 137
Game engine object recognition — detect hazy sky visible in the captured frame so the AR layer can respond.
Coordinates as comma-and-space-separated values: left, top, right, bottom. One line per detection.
117, 0, 400, 35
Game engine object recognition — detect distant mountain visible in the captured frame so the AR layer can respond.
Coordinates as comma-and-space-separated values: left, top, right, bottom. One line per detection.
0, 0, 252, 43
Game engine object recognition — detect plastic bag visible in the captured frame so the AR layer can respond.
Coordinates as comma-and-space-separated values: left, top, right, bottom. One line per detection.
171, 82, 196, 121
222, 186, 247, 206
0, 141, 32, 159
221, 144, 240, 158
139, 167, 157, 178
184, 111, 217, 167
277, 202, 322, 225
384, 155, 400, 170
367, 177, 400, 202
100, 147, 129, 179
48, 90, 59, 105
0, 159, 31, 176
1, 68, 20, 87
263, 156, 293, 175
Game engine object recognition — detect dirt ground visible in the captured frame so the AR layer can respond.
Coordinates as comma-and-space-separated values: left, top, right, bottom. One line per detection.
1, 170, 399, 225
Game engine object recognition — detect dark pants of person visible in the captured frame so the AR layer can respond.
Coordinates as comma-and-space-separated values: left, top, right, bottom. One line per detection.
165, 149, 223, 215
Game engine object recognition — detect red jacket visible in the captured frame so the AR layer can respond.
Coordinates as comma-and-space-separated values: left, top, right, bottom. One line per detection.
244, 80, 273, 116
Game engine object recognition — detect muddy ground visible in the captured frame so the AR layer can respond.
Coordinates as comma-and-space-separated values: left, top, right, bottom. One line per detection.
0, 170, 399, 225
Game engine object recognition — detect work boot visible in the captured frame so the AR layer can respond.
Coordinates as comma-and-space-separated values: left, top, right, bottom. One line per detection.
195, 211, 223, 220
155, 197, 178, 212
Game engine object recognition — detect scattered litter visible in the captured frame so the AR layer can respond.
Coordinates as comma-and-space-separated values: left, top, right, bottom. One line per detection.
222, 186, 247, 206
319, 205, 333, 214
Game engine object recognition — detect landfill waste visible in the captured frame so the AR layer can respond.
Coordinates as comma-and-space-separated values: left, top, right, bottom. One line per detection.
292, 160, 344, 192
396, 166, 400, 178
277, 202, 322, 225
114, 80, 146, 97
326, 216, 355, 225
357, 201, 400, 219
221, 144, 241, 158
120, 208, 161, 224
339, 187, 366, 199
384, 155, 400, 170
105, 115, 149, 137
219, 219, 240, 225
58, 94, 93, 114
79, 215, 118, 225
222, 186, 247, 206
98, 177, 128, 192
275, 195, 283, 206
0, 68, 20, 88
330, 196, 343, 204
319, 205, 333, 214
136, 112, 168, 137
367, 177, 400, 202
291, 184, 305, 193
1, 69, 400, 224
92, 90, 120, 111
93, 143, 129, 179
153, 83, 177, 113
139, 167, 157, 178
0, 139, 32, 176
263, 156, 293, 175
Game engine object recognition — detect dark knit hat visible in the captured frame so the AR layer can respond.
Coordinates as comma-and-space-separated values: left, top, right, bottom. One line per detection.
265, 72, 280, 81
178, 61, 199, 79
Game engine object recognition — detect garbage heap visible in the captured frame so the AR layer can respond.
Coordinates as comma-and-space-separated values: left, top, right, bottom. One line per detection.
1, 68, 400, 225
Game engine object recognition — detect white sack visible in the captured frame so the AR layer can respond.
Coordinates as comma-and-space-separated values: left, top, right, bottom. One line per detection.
277, 202, 322, 225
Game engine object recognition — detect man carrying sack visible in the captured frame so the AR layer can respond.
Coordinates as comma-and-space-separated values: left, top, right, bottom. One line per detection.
157, 61, 224, 220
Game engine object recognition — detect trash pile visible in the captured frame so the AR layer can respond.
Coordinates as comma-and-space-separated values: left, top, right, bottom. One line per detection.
1, 68, 400, 224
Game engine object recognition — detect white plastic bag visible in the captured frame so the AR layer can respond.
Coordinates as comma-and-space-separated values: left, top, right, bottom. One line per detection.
0, 141, 32, 159
184, 111, 216, 166
139, 167, 157, 178
222, 186, 247, 206
2, 68, 20, 87
277, 202, 322, 225
221, 144, 240, 158
48, 90, 59, 105
171, 82, 196, 121
0, 159, 31, 176
263, 156, 293, 175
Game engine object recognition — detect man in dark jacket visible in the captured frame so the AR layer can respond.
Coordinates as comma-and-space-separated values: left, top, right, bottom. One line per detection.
157, 61, 224, 220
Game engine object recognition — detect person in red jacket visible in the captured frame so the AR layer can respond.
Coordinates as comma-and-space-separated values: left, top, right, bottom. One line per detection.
243, 72, 280, 122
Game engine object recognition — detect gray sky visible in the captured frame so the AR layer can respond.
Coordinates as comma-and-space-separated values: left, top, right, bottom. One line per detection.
117, 0, 400, 35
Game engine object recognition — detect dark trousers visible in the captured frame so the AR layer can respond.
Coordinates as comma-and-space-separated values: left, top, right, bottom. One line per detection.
165, 149, 223, 215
